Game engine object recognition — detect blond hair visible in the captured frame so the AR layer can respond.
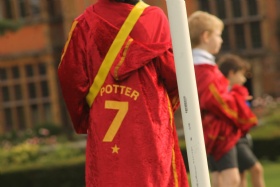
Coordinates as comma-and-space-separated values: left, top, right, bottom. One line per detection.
188, 11, 224, 48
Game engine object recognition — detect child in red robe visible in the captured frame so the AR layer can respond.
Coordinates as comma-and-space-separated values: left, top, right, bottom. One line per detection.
218, 54, 266, 187
188, 11, 257, 187
58, 0, 189, 186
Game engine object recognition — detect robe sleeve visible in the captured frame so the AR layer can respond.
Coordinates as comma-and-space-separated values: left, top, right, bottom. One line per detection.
58, 19, 90, 134
196, 65, 257, 133
155, 48, 179, 111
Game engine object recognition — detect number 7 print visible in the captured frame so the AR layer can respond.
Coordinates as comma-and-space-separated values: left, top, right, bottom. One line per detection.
103, 100, 129, 142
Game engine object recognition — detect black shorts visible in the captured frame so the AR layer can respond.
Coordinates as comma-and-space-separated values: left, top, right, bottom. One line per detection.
207, 146, 238, 172
237, 139, 258, 172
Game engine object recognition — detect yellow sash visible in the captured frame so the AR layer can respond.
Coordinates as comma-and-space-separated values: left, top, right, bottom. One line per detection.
86, 1, 149, 107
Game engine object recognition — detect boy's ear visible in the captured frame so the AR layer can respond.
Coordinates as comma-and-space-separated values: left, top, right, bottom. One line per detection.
228, 70, 235, 78
201, 31, 210, 43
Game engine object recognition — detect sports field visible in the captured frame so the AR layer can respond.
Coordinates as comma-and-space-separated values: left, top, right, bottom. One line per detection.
247, 160, 280, 187
187, 159, 280, 187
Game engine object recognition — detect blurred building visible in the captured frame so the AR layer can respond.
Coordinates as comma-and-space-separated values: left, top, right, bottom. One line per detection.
0, 0, 95, 134
0, 0, 280, 134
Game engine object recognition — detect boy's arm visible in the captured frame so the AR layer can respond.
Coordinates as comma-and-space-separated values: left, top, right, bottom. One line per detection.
58, 20, 90, 134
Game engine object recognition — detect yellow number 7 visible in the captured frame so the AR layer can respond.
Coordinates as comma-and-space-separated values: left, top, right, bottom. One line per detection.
103, 100, 128, 142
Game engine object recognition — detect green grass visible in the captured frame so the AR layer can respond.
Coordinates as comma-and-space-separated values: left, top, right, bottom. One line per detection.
187, 160, 280, 187
247, 160, 280, 187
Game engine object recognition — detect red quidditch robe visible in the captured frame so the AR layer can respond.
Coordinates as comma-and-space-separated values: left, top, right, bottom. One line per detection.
194, 64, 257, 160
58, 1, 189, 186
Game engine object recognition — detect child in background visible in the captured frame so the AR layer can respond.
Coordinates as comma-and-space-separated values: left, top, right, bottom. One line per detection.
218, 54, 266, 187
188, 11, 257, 187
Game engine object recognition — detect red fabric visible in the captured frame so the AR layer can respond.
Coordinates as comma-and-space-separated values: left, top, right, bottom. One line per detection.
58, 1, 188, 186
194, 64, 257, 160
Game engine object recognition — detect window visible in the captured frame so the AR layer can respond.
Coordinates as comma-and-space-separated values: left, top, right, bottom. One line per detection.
0, 68, 8, 80
12, 66, 20, 79
2, 0, 41, 21
43, 103, 52, 121
215, 0, 226, 19
2, 86, 10, 102
198, 0, 263, 53
14, 84, 23, 100
47, 0, 59, 17
234, 24, 246, 49
221, 26, 230, 50
0, 2, 3, 19
16, 106, 26, 130
200, 0, 210, 12
25, 64, 34, 77
0, 63, 53, 133
4, 108, 13, 131
232, 0, 242, 18
28, 82, 37, 99
18, 0, 28, 18
30, 104, 39, 125
30, 0, 41, 15
250, 21, 262, 48
248, 0, 258, 16
3, 0, 13, 19
38, 63, 47, 75
41, 80, 49, 97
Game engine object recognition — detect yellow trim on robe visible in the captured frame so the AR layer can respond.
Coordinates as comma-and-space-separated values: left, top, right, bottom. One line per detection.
209, 83, 238, 119
238, 116, 257, 125
114, 38, 134, 80
167, 93, 179, 187
172, 149, 179, 187
58, 20, 78, 67
209, 83, 257, 124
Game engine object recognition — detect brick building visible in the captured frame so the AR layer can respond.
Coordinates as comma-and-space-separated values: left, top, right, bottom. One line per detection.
0, 0, 279, 134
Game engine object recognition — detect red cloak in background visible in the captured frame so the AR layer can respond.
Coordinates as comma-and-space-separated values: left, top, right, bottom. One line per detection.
194, 64, 257, 160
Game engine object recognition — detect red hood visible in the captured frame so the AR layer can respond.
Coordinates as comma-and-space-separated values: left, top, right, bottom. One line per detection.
82, 2, 172, 80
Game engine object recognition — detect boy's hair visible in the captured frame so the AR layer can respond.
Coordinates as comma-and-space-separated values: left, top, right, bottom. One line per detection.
188, 11, 224, 48
217, 54, 250, 78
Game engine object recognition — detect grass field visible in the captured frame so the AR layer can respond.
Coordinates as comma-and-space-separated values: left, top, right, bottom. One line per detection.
187, 159, 280, 187
247, 160, 280, 187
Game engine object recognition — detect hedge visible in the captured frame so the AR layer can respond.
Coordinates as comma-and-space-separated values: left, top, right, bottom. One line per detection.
0, 162, 85, 187
1, 138, 279, 186
253, 138, 280, 161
